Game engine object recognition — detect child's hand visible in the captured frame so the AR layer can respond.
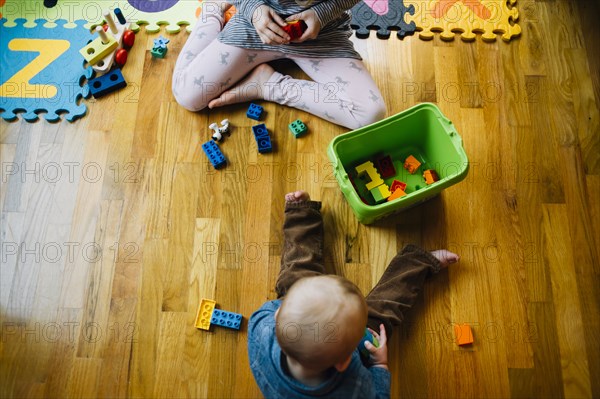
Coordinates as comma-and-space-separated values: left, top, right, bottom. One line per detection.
364, 324, 388, 370
285, 9, 321, 42
252, 5, 291, 44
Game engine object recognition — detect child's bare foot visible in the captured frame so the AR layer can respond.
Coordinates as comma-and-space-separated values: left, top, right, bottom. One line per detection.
208, 63, 275, 109
285, 190, 310, 204
431, 249, 459, 268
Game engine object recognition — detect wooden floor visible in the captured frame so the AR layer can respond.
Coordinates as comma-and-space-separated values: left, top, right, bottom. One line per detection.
1, 0, 599, 397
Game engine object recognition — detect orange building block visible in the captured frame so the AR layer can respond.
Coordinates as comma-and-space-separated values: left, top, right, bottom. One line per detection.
454, 324, 474, 346
195, 298, 216, 330
423, 169, 440, 185
387, 188, 407, 202
404, 155, 421, 174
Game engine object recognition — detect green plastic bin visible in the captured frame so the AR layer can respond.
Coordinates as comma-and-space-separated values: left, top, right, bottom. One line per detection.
327, 103, 469, 224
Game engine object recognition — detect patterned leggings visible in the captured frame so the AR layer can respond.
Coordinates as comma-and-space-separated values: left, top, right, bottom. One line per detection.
172, 7, 387, 129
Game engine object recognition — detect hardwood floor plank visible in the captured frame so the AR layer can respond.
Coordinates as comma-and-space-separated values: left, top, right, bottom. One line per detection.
542, 204, 592, 398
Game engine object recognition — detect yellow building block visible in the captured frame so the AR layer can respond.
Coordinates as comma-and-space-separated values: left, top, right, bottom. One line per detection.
195, 298, 216, 330
356, 161, 384, 190
79, 30, 118, 66
370, 183, 392, 203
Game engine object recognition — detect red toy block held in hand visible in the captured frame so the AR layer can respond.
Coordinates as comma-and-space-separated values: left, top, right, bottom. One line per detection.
282, 20, 308, 40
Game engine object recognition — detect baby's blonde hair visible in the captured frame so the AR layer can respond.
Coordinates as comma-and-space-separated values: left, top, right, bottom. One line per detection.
276, 275, 367, 371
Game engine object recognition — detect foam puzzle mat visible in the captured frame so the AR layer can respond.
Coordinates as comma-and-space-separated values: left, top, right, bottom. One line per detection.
0, 0, 521, 40
0, 18, 93, 122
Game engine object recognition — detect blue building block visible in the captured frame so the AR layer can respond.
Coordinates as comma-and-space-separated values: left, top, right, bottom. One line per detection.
256, 136, 272, 153
211, 309, 242, 330
88, 68, 127, 98
246, 103, 263, 120
202, 140, 227, 169
288, 119, 307, 138
252, 123, 269, 138
151, 46, 167, 58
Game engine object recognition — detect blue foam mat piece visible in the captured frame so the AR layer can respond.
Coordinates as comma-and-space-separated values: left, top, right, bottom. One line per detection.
0, 18, 93, 122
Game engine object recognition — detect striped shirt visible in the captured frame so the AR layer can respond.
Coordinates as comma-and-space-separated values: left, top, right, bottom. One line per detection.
219, 0, 362, 59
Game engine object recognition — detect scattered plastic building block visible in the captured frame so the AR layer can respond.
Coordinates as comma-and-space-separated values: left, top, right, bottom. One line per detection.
423, 169, 440, 185
376, 155, 396, 178
252, 123, 272, 153
390, 179, 407, 193
252, 123, 269, 138
403, 155, 421, 174
387, 188, 407, 201
195, 298, 216, 330
358, 328, 380, 358
454, 324, 474, 346
356, 161, 384, 191
202, 140, 227, 169
153, 35, 170, 49
288, 119, 308, 138
211, 309, 242, 330
79, 26, 118, 65
247, 103, 264, 120
256, 136, 272, 153
88, 68, 127, 98
282, 20, 308, 40
151, 46, 167, 58
370, 183, 391, 204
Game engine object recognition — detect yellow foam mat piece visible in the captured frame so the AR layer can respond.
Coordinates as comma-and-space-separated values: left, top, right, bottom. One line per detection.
408, 0, 521, 42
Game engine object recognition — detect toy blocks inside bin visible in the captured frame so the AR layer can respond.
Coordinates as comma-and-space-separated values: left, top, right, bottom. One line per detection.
423, 169, 440, 185
202, 140, 227, 169
387, 188, 407, 201
404, 155, 421, 174
211, 309, 243, 330
195, 298, 216, 330
370, 183, 391, 204
454, 324, 474, 346
390, 180, 407, 193
247, 103, 264, 120
289, 119, 308, 138
377, 155, 396, 178
356, 161, 384, 191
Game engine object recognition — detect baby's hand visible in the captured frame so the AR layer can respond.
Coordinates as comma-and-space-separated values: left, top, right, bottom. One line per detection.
252, 5, 291, 44
364, 324, 388, 370
285, 9, 321, 42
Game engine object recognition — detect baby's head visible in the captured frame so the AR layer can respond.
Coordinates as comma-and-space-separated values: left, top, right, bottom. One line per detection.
275, 275, 367, 372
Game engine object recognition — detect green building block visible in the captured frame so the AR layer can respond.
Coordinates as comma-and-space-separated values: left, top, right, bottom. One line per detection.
151, 46, 167, 58
288, 119, 307, 138
370, 184, 391, 204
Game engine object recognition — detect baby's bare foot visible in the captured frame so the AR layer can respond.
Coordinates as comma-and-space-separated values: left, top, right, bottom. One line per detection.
285, 190, 310, 203
208, 63, 275, 109
431, 250, 459, 268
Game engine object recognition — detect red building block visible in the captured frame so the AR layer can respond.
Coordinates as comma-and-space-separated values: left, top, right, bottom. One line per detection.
390, 179, 407, 193
377, 155, 396, 178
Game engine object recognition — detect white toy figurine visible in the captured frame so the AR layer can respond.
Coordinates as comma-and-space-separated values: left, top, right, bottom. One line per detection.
210, 119, 230, 142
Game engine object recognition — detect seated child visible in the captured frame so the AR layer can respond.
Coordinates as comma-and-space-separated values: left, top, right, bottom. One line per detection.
247, 191, 459, 397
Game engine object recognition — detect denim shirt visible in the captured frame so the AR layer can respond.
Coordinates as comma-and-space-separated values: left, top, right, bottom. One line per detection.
247, 300, 391, 398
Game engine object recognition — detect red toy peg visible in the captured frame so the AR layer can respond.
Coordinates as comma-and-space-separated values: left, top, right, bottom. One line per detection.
115, 48, 128, 67
123, 30, 135, 48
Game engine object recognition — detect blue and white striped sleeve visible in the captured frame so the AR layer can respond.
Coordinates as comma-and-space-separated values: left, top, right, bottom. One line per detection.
311, 0, 361, 27
230, 0, 266, 21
